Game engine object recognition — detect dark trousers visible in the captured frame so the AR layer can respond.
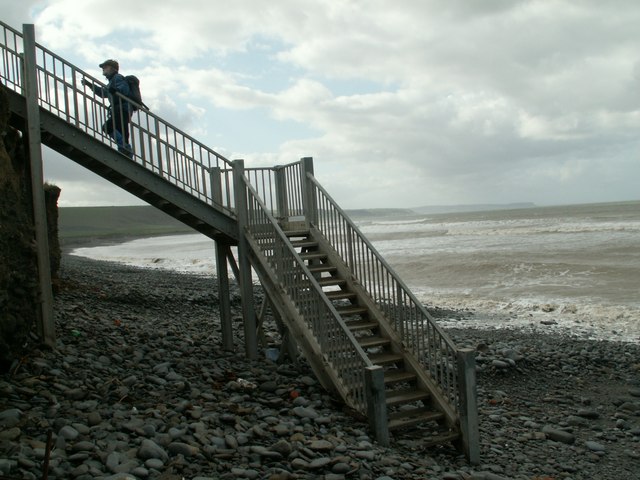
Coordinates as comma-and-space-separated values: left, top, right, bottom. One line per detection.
103, 108, 131, 148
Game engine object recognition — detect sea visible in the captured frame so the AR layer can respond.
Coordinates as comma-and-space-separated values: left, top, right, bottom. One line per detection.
71, 200, 640, 343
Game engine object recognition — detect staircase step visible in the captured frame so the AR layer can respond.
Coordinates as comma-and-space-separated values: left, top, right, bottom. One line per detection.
383, 370, 416, 385
336, 305, 369, 316
385, 388, 430, 407
284, 230, 310, 238
300, 252, 327, 261
345, 320, 378, 331
369, 352, 404, 365
388, 407, 444, 430
357, 336, 391, 349
291, 240, 318, 249
318, 278, 346, 287
325, 291, 356, 301
308, 265, 337, 274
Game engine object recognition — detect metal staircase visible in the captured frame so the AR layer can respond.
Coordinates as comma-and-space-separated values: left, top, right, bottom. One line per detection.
1, 20, 479, 462
267, 226, 459, 444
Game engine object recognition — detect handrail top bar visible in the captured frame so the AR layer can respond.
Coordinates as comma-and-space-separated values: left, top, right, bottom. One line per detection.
308, 172, 459, 353
0, 19, 20, 35
244, 160, 307, 172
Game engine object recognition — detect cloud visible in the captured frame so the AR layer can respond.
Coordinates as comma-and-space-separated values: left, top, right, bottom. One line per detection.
2, 0, 639, 207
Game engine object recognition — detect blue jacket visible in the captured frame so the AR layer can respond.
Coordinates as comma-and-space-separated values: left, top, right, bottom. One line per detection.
91, 72, 131, 112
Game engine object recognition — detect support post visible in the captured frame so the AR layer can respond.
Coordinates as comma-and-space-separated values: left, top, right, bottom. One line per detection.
232, 159, 258, 359
457, 348, 480, 464
210, 166, 233, 350
215, 242, 233, 351
300, 157, 317, 226
23, 24, 55, 347
365, 365, 389, 447
273, 165, 288, 224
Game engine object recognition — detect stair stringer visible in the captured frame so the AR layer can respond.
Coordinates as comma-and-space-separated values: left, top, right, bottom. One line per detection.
307, 226, 461, 429
245, 234, 371, 412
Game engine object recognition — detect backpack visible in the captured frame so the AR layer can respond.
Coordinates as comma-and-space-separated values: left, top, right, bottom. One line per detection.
125, 75, 148, 111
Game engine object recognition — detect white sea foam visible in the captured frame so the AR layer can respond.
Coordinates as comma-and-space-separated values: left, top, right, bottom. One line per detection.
71, 201, 640, 343
412, 290, 640, 343
72, 234, 218, 274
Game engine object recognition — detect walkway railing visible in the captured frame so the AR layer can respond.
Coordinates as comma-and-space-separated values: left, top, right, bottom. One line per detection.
307, 174, 462, 412
243, 162, 306, 218
0, 20, 233, 212
242, 171, 373, 411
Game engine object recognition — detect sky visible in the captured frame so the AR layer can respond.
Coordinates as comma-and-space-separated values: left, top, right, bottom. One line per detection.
2, 1, 640, 209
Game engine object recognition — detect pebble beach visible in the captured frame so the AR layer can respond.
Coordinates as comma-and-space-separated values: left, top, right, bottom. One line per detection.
1, 254, 639, 480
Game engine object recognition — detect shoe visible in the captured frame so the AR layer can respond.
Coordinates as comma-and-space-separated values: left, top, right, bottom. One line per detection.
118, 144, 134, 159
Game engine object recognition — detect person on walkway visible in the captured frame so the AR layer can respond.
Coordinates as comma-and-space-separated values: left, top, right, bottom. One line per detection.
82, 59, 133, 158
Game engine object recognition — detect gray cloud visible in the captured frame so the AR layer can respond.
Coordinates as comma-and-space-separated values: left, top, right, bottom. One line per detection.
3, 0, 639, 207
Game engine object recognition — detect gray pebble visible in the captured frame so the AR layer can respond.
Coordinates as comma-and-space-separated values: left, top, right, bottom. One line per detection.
542, 426, 575, 444
168, 442, 199, 457
0, 408, 22, 427
585, 441, 606, 452
137, 439, 168, 462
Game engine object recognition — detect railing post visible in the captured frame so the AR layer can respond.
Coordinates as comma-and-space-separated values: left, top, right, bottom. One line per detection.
232, 159, 258, 359
209, 166, 222, 208
364, 366, 389, 447
457, 348, 480, 464
300, 157, 317, 226
211, 158, 231, 351
23, 23, 55, 347
274, 165, 288, 222
154, 117, 164, 175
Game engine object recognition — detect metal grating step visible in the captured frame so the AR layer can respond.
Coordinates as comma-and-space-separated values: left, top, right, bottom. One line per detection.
318, 277, 346, 287
291, 239, 318, 249
300, 252, 327, 261
283, 230, 310, 238
385, 388, 430, 407
357, 336, 391, 349
369, 352, 404, 365
325, 291, 356, 301
336, 305, 369, 316
388, 407, 444, 430
383, 370, 416, 385
345, 319, 378, 331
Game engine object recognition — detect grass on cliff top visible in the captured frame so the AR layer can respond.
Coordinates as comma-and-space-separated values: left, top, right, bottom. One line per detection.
59, 205, 417, 245
59, 205, 192, 242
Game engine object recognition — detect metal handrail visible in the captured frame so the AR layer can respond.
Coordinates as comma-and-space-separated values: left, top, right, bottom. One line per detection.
308, 174, 461, 410
243, 174, 373, 412
243, 162, 305, 218
0, 20, 233, 212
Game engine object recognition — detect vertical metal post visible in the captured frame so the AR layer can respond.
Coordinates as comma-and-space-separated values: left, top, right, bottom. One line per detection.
210, 165, 233, 350
209, 166, 222, 207
365, 365, 389, 447
457, 348, 480, 464
232, 159, 258, 359
215, 242, 234, 351
23, 24, 55, 347
274, 166, 288, 223
300, 157, 317, 226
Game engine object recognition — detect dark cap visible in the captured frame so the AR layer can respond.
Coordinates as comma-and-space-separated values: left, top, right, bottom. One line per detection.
99, 59, 119, 70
